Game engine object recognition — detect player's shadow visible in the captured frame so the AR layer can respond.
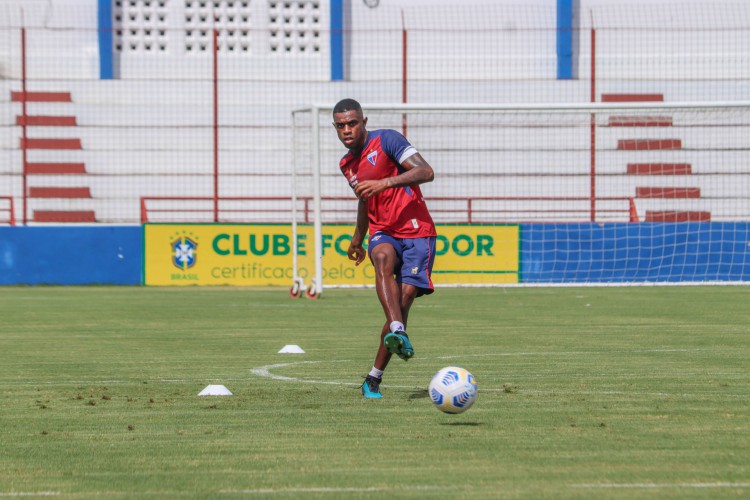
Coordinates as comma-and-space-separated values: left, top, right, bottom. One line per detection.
440, 421, 482, 426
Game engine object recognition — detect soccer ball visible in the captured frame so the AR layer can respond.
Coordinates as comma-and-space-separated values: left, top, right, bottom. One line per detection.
428, 366, 478, 414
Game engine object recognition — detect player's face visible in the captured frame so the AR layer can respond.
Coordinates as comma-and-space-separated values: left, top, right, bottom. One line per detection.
333, 110, 367, 151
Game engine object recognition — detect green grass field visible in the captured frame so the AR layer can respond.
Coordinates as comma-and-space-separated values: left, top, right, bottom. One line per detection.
1, 286, 749, 498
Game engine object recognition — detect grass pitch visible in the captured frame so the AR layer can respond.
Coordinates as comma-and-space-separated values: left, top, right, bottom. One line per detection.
1, 285, 749, 498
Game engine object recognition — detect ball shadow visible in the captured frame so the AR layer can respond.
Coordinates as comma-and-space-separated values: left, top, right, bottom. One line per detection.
407, 389, 430, 399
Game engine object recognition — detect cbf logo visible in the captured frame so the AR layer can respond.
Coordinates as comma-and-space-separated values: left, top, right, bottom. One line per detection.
172, 232, 198, 270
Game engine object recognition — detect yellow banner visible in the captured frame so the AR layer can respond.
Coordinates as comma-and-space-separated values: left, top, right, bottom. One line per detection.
144, 224, 518, 286
433, 225, 519, 284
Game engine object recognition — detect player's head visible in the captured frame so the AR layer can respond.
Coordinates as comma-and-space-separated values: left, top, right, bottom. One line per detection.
333, 98, 368, 152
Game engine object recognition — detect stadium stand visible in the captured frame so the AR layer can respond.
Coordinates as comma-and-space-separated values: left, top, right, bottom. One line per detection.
0, 0, 748, 224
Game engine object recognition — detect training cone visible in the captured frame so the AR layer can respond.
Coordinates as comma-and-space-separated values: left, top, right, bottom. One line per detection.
198, 385, 233, 396
278, 344, 305, 354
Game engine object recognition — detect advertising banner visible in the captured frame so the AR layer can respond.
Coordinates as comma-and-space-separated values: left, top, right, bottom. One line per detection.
144, 224, 519, 286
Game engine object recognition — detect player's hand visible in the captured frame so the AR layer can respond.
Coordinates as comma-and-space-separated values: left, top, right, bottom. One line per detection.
347, 243, 366, 265
354, 179, 388, 200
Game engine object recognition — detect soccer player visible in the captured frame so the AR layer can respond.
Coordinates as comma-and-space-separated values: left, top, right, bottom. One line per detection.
332, 98, 438, 399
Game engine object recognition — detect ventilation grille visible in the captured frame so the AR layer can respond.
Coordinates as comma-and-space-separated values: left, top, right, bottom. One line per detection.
184, 0, 253, 53
269, 1, 321, 54
114, 0, 169, 53
112, 1, 323, 55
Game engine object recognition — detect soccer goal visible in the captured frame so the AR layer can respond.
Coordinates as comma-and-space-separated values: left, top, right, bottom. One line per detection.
291, 101, 750, 296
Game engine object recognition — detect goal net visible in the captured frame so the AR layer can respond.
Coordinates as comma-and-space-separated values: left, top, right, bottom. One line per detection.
291, 102, 750, 295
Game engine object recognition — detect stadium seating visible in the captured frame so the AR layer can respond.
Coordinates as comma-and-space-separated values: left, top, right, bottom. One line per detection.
0, 0, 748, 224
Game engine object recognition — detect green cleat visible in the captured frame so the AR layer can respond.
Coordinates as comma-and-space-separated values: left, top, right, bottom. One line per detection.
383, 331, 414, 361
361, 375, 383, 399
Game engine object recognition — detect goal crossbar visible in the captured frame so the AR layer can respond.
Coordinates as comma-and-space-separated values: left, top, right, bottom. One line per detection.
294, 101, 750, 114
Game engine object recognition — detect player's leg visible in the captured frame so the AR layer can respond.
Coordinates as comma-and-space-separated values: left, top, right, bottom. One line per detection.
383, 282, 418, 360
374, 323, 394, 369
399, 282, 418, 325
362, 320, 395, 398
371, 281, 416, 369
372, 280, 415, 366
362, 237, 435, 397
369, 242, 406, 329
362, 238, 402, 398
370, 242, 415, 360
383, 237, 436, 360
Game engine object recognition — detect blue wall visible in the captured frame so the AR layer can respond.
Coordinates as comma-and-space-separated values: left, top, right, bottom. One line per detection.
0, 227, 142, 285
0, 224, 747, 285
97, 0, 115, 79
556, 0, 575, 80
329, 0, 346, 81
521, 223, 750, 283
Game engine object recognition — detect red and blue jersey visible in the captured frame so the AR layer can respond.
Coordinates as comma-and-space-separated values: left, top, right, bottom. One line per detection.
339, 129, 436, 239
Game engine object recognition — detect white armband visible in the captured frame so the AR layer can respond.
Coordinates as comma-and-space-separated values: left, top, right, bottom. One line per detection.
398, 146, 418, 164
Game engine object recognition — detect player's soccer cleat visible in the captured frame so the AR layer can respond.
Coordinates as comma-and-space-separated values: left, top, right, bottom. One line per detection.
361, 375, 383, 399
384, 331, 415, 361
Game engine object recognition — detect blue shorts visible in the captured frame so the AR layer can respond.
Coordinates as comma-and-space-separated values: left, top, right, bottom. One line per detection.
367, 232, 437, 297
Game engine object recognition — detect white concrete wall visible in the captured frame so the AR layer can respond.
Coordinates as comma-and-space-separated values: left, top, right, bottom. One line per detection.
0, 0, 748, 223
1, 0, 748, 83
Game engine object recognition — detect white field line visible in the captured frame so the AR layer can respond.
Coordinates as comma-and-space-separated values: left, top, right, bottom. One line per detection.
220, 485, 449, 495
0, 493, 59, 497
2, 349, 747, 395
573, 482, 750, 490
250, 361, 359, 387
249, 360, 749, 397
436, 348, 712, 359
0, 377, 255, 387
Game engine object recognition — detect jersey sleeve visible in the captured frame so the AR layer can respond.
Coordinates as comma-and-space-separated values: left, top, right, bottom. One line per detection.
379, 130, 418, 165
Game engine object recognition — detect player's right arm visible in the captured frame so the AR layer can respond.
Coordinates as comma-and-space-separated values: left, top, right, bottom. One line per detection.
353, 130, 434, 200
348, 199, 368, 265
354, 152, 434, 200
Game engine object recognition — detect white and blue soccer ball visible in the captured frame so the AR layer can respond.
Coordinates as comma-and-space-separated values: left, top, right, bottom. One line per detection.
428, 366, 478, 414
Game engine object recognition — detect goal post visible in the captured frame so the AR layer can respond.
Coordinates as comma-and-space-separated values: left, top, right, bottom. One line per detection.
291, 101, 750, 295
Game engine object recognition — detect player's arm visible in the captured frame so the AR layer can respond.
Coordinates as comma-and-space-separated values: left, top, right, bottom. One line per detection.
348, 199, 368, 265
387, 152, 435, 187
354, 153, 434, 200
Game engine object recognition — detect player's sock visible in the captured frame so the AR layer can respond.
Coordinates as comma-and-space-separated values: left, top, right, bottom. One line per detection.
369, 367, 384, 379
389, 321, 405, 333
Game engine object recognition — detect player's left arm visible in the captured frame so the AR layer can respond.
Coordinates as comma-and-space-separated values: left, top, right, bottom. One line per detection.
354, 153, 434, 200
